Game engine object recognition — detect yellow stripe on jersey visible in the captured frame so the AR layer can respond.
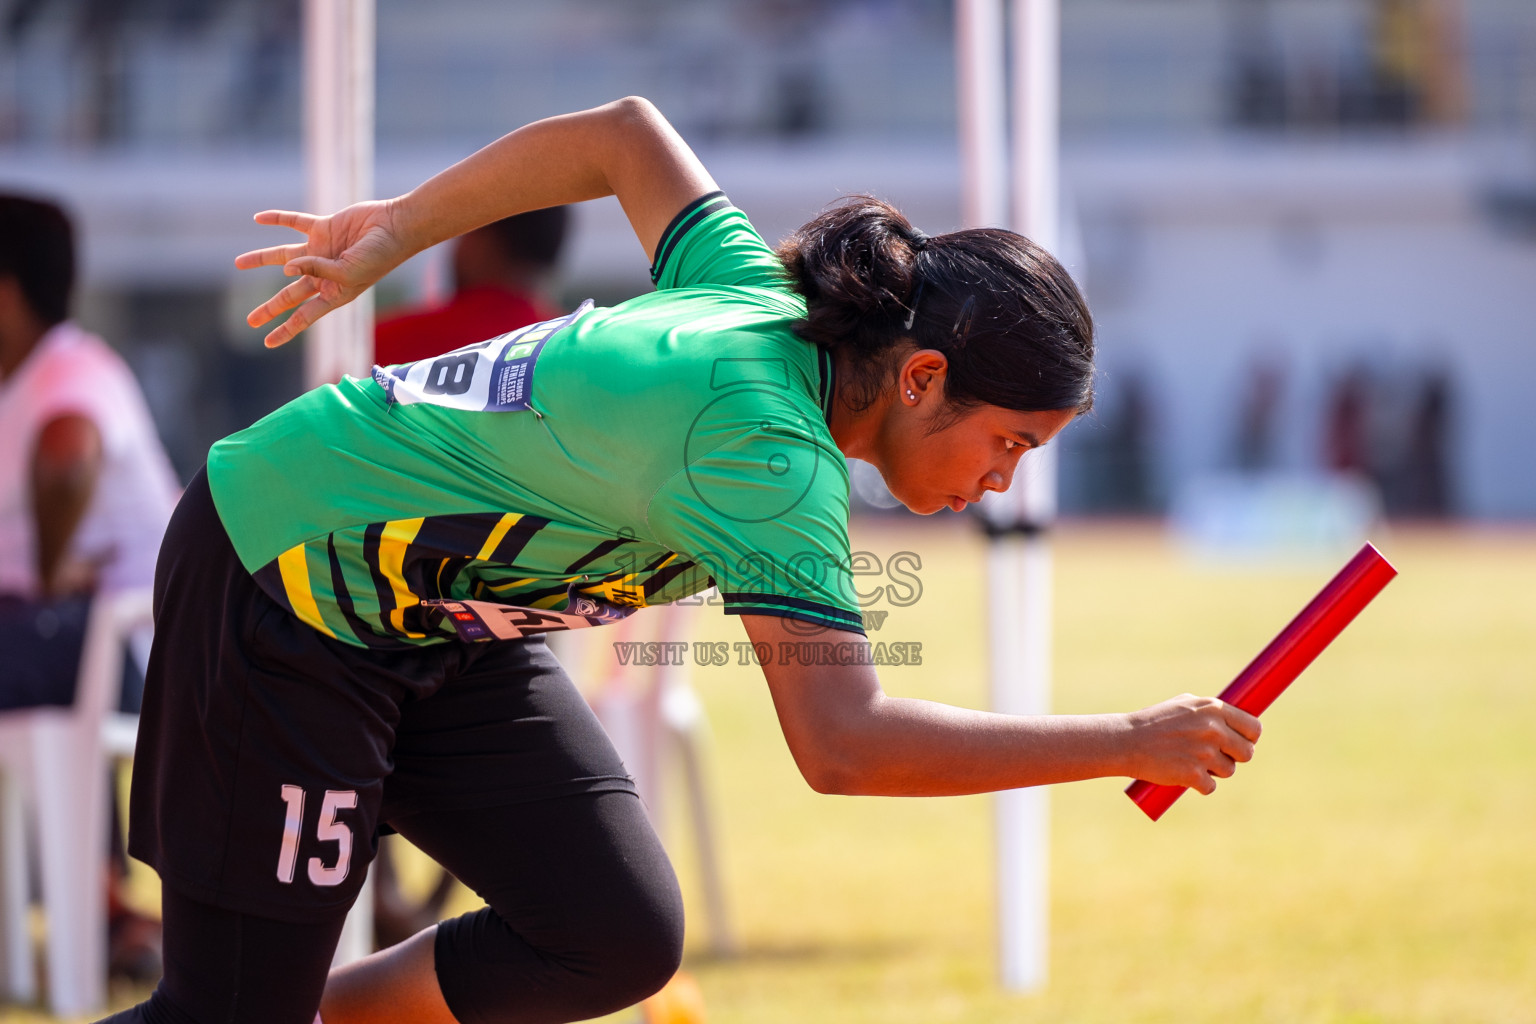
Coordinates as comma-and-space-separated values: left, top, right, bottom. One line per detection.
474, 513, 521, 562
573, 555, 672, 609
277, 543, 338, 639
378, 517, 427, 638
579, 575, 650, 608
484, 573, 586, 594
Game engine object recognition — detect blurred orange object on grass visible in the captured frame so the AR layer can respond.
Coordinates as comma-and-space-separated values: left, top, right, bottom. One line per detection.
642, 970, 706, 1024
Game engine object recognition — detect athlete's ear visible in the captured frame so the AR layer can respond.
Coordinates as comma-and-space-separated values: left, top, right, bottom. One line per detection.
898, 350, 948, 401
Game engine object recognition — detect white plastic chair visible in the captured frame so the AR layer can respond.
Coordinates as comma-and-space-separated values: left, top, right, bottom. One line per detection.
0, 588, 153, 1017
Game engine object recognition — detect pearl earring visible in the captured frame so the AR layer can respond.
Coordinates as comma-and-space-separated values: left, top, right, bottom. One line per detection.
906, 389, 917, 402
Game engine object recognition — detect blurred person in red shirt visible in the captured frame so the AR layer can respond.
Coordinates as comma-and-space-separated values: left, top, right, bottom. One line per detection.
374, 206, 569, 366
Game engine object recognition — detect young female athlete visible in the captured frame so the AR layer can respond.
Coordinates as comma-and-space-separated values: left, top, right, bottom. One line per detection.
102, 97, 1261, 1024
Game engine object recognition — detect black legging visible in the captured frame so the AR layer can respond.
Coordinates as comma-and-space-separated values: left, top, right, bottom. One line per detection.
98, 789, 683, 1024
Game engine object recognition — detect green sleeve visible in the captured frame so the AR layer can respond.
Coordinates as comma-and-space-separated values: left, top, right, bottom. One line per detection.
644, 399, 863, 635
650, 192, 789, 292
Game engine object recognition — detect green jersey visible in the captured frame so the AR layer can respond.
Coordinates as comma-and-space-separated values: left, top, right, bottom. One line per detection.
208, 192, 863, 649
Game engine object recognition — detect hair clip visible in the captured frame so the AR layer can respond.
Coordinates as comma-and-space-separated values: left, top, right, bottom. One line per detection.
903, 280, 926, 332
951, 295, 977, 347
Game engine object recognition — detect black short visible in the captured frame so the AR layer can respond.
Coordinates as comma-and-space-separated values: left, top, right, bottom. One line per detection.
128, 468, 636, 922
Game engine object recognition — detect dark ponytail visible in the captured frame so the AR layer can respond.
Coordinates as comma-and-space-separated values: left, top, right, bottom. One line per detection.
776, 195, 1094, 419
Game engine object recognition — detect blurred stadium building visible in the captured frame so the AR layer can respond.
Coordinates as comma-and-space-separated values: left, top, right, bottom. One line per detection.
1, 0, 1532, 518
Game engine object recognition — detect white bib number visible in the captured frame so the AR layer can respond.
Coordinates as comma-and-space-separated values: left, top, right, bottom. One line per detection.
372, 301, 593, 412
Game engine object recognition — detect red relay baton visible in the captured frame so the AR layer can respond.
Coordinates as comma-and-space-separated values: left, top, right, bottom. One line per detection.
1126, 542, 1398, 821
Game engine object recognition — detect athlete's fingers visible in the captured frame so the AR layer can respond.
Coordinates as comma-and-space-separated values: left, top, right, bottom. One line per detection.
1223, 703, 1263, 743
282, 255, 348, 283
247, 275, 318, 328
234, 243, 309, 271
265, 294, 337, 348
1207, 752, 1238, 779
1191, 770, 1218, 796
253, 209, 321, 233
1223, 730, 1257, 764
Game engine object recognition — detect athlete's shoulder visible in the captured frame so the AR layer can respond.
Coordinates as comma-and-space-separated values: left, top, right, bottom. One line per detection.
649, 192, 789, 293
607, 279, 805, 325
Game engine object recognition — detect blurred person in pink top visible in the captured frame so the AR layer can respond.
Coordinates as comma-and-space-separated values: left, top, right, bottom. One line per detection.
0, 194, 181, 980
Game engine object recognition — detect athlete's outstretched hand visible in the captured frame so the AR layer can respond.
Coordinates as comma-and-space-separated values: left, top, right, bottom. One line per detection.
235, 199, 409, 348
234, 98, 721, 349
1124, 694, 1262, 795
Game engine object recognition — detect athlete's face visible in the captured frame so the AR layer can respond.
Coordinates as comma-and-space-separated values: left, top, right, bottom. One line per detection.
853, 350, 1078, 515
877, 401, 1076, 515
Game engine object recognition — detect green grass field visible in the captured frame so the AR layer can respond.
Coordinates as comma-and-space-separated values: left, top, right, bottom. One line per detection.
648, 521, 1536, 1024
28, 523, 1536, 1023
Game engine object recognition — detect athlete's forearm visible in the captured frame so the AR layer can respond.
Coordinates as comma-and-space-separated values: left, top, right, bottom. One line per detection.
751, 617, 1256, 798
391, 96, 709, 260
808, 695, 1136, 797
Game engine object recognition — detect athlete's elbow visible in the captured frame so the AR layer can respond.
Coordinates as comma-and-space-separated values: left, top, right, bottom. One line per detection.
804, 758, 907, 797
606, 95, 665, 133
801, 759, 853, 796
767, 663, 891, 796
795, 738, 876, 796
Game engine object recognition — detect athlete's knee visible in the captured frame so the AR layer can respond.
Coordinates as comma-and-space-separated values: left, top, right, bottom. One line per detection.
547, 825, 686, 1007
591, 881, 686, 1006
436, 893, 684, 1023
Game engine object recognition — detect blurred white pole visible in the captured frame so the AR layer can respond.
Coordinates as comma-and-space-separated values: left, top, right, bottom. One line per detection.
982, 458, 1055, 994
1011, 0, 1059, 253
304, 0, 375, 389
994, 0, 1060, 994
960, 0, 1061, 994
956, 0, 1008, 230
305, 0, 376, 964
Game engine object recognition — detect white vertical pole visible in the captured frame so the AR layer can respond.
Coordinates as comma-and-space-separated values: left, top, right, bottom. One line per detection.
305, 0, 377, 965
961, 0, 1062, 994
994, 0, 1060, 994
304, 0, 375, 390
1011, 0, 1060, 252
984, 459, 1054, 994
956, 0, 1009, 230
